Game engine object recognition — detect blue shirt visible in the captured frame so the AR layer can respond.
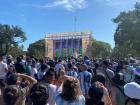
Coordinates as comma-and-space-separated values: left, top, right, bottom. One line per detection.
78, 71, 92, 95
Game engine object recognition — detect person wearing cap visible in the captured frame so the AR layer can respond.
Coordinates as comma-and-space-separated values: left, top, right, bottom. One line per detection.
78, 64, 92, 98
124, 82, 140, 105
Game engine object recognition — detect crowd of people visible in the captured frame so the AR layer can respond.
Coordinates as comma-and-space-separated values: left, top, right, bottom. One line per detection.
0, 54, 140, 105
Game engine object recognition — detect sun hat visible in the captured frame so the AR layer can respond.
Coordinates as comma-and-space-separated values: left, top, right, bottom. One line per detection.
124, 82, 140, 100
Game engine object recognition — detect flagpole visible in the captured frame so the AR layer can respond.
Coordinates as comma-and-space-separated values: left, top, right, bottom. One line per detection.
74, 16, 77, 32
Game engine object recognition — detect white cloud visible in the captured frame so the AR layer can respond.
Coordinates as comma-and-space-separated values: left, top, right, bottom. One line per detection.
19, 0, 87, 11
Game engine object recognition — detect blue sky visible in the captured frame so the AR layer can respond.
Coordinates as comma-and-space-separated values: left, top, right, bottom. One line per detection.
0, 0, 139, 50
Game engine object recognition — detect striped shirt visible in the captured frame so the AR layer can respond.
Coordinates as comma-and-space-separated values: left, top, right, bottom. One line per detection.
55, 95, 85, 105
78, 71, 92, 95
66, 69, 78, 78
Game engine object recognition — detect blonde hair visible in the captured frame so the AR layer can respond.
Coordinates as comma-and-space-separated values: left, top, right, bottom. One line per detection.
60, 78, 82, 101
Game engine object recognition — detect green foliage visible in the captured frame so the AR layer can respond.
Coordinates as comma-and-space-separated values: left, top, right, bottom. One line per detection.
113, 2, 140, 58
0, 24, 26, 55
9, 45, 25, 58
87, 39, 112, 58
27, 39, 45, 58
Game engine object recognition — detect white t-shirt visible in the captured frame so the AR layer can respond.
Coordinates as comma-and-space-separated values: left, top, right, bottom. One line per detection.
48, 84, 57, 105
30, 67, 38, 78
0, 61, 7, 79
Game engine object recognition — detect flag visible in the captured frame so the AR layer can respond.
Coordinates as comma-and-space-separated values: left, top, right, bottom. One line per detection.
80, 48, 82, 56
68, 48, 71, 57
55, 49, 59, 57
62, 48, 65, 58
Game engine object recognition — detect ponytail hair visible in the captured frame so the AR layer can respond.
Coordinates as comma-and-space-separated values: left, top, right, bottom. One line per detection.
86, 84, 104, 105
30, 83, 49, 105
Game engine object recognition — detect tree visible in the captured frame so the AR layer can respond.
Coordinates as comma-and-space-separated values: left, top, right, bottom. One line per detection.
113, 2, 140, 58
86, 39, 112, 58
8, 45, 25, 58
0, 24, 26, 54
27, 39, 45, 58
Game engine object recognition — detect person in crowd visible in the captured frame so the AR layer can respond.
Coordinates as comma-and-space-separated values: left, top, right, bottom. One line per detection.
86, 82, 112, 105
30, 63, 38, 78
92, 74, 106, 86
55, 76, 85, 105
124, 66, 135, 82
2, 73, 37, 105
37, 64, 48, 81
55, 68, 66, 86
55, 59, 63, 71
29, 83, 49, 105
101, 60, 115, 92
0, 54, 8, 88
111, 73, 126, 105
78, 64, 92, 98
41, 69, 57, 105
124, 82, 140, 105
0, 54, 8, 78
15, 57, 25, 73
24, 59, 32, 76
47, 59, 55, 68
20, 55, 27, 67
65, 62, 77, 78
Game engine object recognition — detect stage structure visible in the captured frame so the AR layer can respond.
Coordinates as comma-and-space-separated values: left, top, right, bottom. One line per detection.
45, 32, 92, 58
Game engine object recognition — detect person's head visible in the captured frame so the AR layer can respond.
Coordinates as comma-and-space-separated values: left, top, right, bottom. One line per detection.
20, 55, 26, 60
31, 63, 36, 68
92, 74, 106, 85
57, 69, 65, 81
6, 73, 17, 85
41, 64, 48, 72
95, 63, 99, 68
60, 78, 82, 101
102, 60, 109, 68
87, 83, 104, 105
43, 69, 55, 83
67, 62, 73, 69
30, 83, 49, 105
76, 62, 81, 69
81, 64, 88, 71
16, 57, 21, 63
27, 59, 32, 65
58, 59, 62, 64
3, 85, 21, 105
7, 58, 12, 65
112, 73, 125, 86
